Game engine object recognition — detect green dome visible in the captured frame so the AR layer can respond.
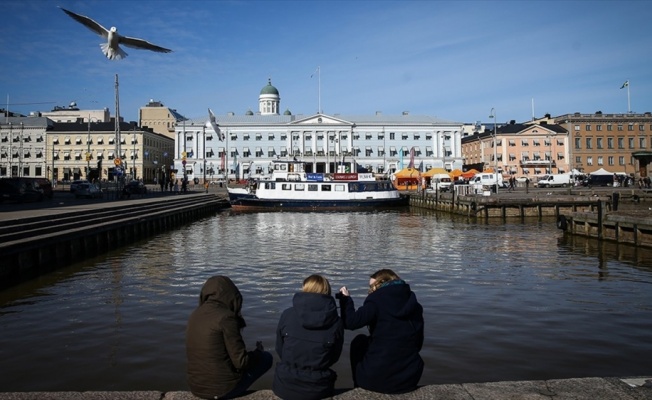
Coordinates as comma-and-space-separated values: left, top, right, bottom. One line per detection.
260, 78, 279, 95
283, 109, 292, 115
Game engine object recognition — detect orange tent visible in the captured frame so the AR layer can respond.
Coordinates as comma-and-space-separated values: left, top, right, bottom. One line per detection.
449, 169, 463, 179
421, 168, 448, 178
391, 168, 421, 191
461, 169, 479, 179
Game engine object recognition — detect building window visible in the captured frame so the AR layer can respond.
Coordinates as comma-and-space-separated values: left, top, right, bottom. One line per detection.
585, 138, 592, 149
640, 137, 646, 149
426, 134, 432, 140
597, 156, 603, 166
618, 137, 624, 149
585, 124, 591, 131
576, 156, 581, 165
618, 124, 623, 131
378, 133, 384, 140
607, 137, 614, 149
587, 157, 593, 166
640, 124, 645, 132
574, 125, 580, 131
607, 124, 613, 131
389, 132, 395, 140
629, 138, 635, 149
596, 138, 603, 149
619, 156, 625, 166
628, 123, 634, 131
608, 156, 614, 166
596, 125, 602, 131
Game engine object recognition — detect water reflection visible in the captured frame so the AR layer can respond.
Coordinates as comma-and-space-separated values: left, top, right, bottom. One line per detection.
1, 209, 652, 391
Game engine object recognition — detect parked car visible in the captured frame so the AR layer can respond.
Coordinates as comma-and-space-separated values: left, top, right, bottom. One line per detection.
124, 180, 147, 195
70, 179, 89, 194
75, 183, 102, 199
33, 178, 54, 199
429, 173, 452, 192
0, 177, 45, 203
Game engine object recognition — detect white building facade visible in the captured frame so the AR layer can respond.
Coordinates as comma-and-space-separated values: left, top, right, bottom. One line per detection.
173, 80, 464, 183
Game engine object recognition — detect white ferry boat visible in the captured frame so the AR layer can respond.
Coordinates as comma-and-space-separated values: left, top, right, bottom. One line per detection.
227, 159, 408, 211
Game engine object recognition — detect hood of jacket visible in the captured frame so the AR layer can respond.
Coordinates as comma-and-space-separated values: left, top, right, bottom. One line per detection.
199, 276, 244, 321
292, 292, 340, 330
369, 281, 421, 318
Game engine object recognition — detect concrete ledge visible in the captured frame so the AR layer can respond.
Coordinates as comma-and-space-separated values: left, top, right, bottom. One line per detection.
2, 377, 652, 400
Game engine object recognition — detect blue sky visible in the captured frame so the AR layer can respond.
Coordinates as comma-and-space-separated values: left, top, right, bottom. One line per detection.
1, 0, 650, 125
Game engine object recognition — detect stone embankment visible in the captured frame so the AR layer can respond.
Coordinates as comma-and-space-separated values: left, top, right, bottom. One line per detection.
1, 376, 652, 399
0, 192, 230, 289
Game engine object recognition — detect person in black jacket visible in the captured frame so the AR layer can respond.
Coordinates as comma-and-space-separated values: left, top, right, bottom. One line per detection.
186, 276, 273, 399
273, 274, 344, 400
338, 269, 424, 394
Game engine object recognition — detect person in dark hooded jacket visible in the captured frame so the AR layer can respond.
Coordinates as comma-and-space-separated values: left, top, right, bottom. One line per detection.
273, 274, 344, 400
338, 269, 424, 394
186, 276, 273, 399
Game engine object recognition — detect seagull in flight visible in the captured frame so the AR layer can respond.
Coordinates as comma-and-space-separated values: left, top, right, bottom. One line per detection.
60, 7, 172, 60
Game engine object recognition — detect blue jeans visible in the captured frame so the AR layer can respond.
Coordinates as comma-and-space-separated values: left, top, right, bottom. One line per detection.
221, 350, 273, 399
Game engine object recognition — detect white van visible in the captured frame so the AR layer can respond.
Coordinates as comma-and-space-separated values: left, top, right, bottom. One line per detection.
537, 173, 571, 188
470, 172, 506, 193
430, 174, 452, 192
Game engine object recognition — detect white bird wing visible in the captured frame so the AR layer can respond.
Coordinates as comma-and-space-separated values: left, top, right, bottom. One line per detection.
60, 7, 109, 38
119, 35, 172, 53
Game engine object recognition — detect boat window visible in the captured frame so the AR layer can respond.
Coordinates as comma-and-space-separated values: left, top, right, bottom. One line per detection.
265, 182, 275, 190
308, 184, 318, 191
295, 183, 305, 191
282, 183, 292, 190
349, 183, 359, 192
281, 164, 287, 171
321, 184, 332, 192
335, 184, 346, 192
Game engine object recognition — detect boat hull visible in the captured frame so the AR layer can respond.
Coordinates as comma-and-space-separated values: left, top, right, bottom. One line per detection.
228, 193, 409, 211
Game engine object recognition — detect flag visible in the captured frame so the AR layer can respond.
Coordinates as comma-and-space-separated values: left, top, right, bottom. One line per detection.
310, 66, 319, 78
399, 148, 404, 170
418, 160, 424, 172
620, 80, 629, 89
207, 108, 222, 141
407, 147, 415, 169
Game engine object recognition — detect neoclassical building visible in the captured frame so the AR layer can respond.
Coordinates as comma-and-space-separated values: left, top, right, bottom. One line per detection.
173, 80, 464, 182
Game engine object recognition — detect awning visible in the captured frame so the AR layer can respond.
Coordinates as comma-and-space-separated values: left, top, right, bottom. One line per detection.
64, 152, 70, 157
255, 147, 262, 152
378, 146, 384, 152
73, 168, 81, 174
96, 152, 103, 157
390, 146, 396, 151
120, 152, 126, 158
509, 140, 515, 145
75, 151, 81, 157
75, 136, 82, 143
108, 151, 114, 157
425, 146, 432, 152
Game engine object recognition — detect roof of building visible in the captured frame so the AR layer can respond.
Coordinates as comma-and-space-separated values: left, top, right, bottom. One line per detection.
180, 112, 461, 127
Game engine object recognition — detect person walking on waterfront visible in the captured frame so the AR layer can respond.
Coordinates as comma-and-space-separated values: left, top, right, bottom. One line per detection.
273, 274, 344, 400
186, 276, 273, 400
338, 269, 424, 394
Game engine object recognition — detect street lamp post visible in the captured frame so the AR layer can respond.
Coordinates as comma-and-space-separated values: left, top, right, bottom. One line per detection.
489, 108, 498, 193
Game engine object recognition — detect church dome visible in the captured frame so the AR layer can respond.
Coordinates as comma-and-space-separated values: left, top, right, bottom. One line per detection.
245, 109, 254, 116
283, 109, 292, 115
260, 79, 279, 96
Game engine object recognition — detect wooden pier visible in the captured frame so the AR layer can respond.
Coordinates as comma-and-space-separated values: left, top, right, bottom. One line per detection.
409, 188, 652, 248
409, 191, 610, 220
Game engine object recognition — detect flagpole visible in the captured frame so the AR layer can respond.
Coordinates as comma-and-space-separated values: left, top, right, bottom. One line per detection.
627, 82, 631, 113
318, 66, 321, 114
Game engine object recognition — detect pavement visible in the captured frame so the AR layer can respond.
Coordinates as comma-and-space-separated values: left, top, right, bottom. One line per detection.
1, 377, 652, 399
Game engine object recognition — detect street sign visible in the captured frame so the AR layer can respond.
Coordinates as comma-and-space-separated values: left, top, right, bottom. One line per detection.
114, 158, 121, 166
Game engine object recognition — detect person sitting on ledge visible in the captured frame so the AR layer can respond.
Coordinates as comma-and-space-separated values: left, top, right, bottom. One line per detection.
273, 274, 344, 400
338, 268, 424, 394
186, 276, 272, 399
